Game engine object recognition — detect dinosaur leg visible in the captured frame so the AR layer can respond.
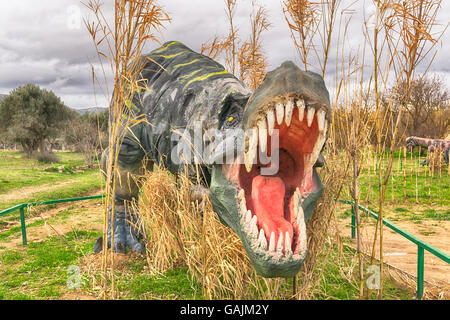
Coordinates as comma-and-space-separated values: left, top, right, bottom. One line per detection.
93, 136, 153, 254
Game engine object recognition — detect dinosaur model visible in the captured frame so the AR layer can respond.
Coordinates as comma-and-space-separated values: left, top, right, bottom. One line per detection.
406, 136, 450, 165
93, 41, 331, 278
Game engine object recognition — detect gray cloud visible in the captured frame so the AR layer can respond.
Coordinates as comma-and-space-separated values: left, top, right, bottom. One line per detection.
0, 0, 449, 109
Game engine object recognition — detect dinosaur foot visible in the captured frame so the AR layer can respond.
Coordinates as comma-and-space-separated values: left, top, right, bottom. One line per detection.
92, 200, 146, 254
92, 235, 146, 255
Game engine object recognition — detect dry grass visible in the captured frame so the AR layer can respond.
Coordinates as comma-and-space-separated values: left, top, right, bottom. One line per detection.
138, 168, 286, 299
201, 0, 270, 90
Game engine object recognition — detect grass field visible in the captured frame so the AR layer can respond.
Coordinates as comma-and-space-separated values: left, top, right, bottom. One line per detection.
1, 149, 448, 300
354, 150, 449, 208
0, 151, 104, 210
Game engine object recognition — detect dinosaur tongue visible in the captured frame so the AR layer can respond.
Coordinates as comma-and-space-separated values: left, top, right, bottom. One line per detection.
251, 175, 293, 247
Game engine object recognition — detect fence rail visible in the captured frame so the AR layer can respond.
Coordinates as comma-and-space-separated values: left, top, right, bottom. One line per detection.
0, 195, 105, 246
338, 199, 450, 299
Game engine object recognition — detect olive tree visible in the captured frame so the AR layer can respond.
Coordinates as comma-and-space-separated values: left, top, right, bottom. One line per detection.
0, 84, 76, 157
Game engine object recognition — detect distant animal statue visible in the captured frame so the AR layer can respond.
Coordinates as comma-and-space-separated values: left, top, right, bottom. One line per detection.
93, 41, 331, 278
405, 136, 450, 166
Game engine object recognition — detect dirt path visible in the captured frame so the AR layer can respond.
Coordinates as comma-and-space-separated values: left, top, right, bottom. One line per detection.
336, 216, 450, 289
0, 178, 90, 205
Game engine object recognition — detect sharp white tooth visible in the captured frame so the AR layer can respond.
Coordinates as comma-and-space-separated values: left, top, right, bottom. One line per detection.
257, 119, 267, 153
269, 232, 276, 252
239, 198, 246, 216
285, 232, 292, 255
285, 100, 294, 126
249, 215, 258, 237
307, 107, 315, 127
266, 109, 275, 136
293, 188, 300, 215
245, 128, 257, 172
297, 99, 305, 121
309, 124, 328, 166
276, 103, 284, 125
276, 232, 284, 254
297, 206, 308, 255
317, 109, 326, 132
238, 189, 245, 199
245, 210, 252, 224
258, 229, 267, 250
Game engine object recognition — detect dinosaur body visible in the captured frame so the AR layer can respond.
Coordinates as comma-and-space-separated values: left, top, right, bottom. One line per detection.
94, 41, 331, 278
406, 136, 450, 165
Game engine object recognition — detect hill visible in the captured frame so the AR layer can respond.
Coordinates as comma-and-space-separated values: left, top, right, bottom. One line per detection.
72, 107, 108, 115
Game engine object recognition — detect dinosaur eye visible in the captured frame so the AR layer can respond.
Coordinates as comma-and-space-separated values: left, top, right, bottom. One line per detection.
223, 113, 239, 128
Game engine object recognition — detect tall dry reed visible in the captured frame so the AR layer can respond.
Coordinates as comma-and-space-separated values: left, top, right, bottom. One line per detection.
84, 0, 169, 299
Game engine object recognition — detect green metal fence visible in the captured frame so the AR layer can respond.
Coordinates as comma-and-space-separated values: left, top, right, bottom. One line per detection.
338, 199, 450, 299
0, 195, 105, 246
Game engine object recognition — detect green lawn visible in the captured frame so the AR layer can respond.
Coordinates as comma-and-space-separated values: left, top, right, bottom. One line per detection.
356, 150, 449, 207
0, 151, 104, 210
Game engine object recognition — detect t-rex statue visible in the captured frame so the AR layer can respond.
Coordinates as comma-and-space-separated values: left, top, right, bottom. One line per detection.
93, 41, 331, 278
406, 136, 450, 165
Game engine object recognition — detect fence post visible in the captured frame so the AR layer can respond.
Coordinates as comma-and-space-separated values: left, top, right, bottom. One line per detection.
19, 206, 27, 246
417, 246, 424, 299
351, 205, 356, 239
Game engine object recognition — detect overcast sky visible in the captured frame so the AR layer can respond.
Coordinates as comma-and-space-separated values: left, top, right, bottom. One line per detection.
0, 0, 449, 109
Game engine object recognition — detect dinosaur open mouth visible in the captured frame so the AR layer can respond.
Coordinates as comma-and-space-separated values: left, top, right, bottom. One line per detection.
226, 97, 328, 260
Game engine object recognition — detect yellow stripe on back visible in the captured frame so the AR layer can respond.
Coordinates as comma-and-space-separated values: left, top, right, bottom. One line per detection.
155, 50, 189, 59
184, 70, 230, 89
171, 59, 201, 73
153, 41, 180, 54
179, 69, 203, 83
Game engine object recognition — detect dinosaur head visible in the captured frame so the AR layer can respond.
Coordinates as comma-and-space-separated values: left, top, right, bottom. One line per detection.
405, 137, 415, 150
209, 61, 331, 278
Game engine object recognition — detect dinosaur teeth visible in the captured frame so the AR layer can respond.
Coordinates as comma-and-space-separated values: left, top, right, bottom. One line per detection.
239, 197, 247, 216
310, 121, 328, 164
317, 109, 326, 132
245, 128, 257, 172
285, 100, 294, 126
269, 232, 276, 252
276, 103, 284, 125
258, 119, 267, 153
307, 107, 315, 127
266, 109, 275, 136
297, 204, 308, 256
293, 187, 301, 214
249, 215, 258, 238
285, 232, 292, 255
297, 99, 305, 121
245, 210, 252, 224
258, 229, 267, 250
276, 232, 284, 254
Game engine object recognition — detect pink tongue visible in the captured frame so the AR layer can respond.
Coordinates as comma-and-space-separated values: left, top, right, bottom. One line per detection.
251, 176, 293, 248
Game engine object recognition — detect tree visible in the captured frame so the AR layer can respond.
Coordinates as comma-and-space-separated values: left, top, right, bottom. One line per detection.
64, 110, 109, 167
388, 75, 449, 138
0, 84, 76, 156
